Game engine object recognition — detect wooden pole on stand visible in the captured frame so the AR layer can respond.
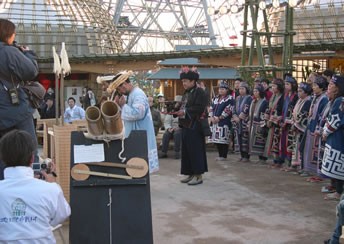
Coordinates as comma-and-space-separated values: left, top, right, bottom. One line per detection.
60, 42, 71, 126
52, 46, 61, 125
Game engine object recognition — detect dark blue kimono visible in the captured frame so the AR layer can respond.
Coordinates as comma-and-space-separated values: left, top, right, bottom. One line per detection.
321, 97, 344, 180
233, 95, 253, 154
301, 92, 328, 172
208, 95, 235, 144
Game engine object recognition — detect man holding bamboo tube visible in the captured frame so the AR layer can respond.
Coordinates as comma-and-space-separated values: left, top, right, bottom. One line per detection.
97, 71, 159, 173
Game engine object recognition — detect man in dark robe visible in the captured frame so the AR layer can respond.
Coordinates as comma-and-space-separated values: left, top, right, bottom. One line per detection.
174, 67, 208, 185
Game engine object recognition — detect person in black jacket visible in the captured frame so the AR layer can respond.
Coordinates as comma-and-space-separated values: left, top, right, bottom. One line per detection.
40, 96, 56, 119
174, 67, 208, 185
0, 19, 39, 180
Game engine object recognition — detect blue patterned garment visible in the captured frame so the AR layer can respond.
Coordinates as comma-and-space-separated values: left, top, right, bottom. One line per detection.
321, 97, 344, 180
121, 87, 159, 173
208, 95, 235, 144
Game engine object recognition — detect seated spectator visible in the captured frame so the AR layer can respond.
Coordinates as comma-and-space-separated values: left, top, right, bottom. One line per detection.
159, 96, 182, 159
64, 97, 85, 123
40, 96, 56, 119
83, 88, 97, 110
0, 130, 71, 243
148, 96, 162, 135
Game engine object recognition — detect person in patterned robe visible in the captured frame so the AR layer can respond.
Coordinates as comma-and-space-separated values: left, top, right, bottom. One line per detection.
290, 82, 312, 169
248, 84, 269, 163
233, 81, 253, 162
208, 82, 235, 161
264, 78, 284, 168
280, 76, 299, 170
321, 76, 344, 201
300, 75, 328, 177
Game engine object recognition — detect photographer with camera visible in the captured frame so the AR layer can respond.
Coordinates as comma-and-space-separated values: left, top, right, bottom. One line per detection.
0, 19, 39, 180
159, 96, 182, 159
0, 130, 70, 243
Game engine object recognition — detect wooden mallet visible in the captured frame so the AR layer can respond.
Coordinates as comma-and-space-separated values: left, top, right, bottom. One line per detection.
71, 164, 132, 181
85, 157, 148, 178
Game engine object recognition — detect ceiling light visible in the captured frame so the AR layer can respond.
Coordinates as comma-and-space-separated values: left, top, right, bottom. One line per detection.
207, 7, 215, 16
273, 0, 280, 8
219, 6, 228, 14
259, 1, 266, 10
289, 0, 298, 7
231, 4, 239, 13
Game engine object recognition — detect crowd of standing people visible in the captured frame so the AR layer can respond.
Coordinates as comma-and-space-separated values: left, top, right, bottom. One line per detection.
208, 73, 344, 201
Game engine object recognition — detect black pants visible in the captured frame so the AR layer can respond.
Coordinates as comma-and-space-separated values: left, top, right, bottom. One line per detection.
216, 143, 228, 158
162, 130, 181, 153
259, 155, 267, 160
241, 151, 250, 159
334, 179, 344, 194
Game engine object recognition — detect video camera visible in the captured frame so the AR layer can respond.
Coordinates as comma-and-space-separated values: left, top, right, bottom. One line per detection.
12, 41, 27, 52
164, 101, 177, 113
32, 158, 55, 180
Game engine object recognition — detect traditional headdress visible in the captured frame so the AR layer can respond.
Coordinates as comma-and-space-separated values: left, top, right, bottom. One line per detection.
239, 81, 249, 89
96, 75, 116, 85
272, 78, 285, 93
254, 77, 262, 83
179, 66, 199, 81
299, 82, 312, 95
331, 75, 344, 96
285, 75, 297, 85
104, 71, 134, 94
254, 84, 264, 92
219, 81, 229, 89
313, 75, 328, 90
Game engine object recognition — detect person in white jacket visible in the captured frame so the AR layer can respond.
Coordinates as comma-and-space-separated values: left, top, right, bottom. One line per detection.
0, 130, 71, 244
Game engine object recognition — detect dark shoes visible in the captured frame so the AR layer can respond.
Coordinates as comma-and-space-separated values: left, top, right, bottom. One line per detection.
180, 175, 194, 183
187, 176, 203, 185
159, 152, 168, 159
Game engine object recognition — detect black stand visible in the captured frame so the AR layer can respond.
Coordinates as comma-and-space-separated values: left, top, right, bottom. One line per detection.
69, 131, 153, 244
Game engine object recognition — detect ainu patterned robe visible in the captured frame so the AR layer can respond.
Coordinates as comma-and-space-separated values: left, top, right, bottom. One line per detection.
290, 96, 312, 166
264, 93, 284, 159
248, 98, 269, 156
321, 97, 344, 180
233, 95, 253, 153
208, 95, 235, 144
280, 92, 298, 162
316, 101, 332, 176
301, 92, 328, 173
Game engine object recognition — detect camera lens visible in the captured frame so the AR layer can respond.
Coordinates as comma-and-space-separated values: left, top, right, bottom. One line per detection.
41, 163, 47, 170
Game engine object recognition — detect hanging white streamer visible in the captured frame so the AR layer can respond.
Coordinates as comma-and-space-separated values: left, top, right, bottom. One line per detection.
52, 46, 61, 76
60, 42, 71, 76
